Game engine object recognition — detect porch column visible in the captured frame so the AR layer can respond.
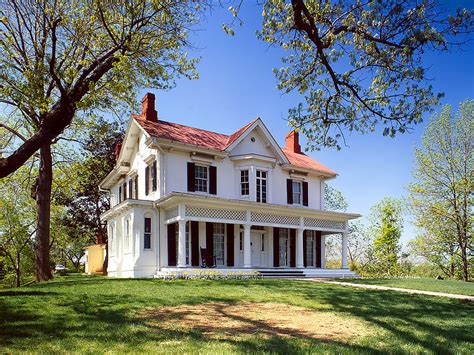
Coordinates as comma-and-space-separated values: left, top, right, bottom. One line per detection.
296, 228, 304, 268
177, 220, 187, 267
243, 224, 251, 268
341, 232, 348, 269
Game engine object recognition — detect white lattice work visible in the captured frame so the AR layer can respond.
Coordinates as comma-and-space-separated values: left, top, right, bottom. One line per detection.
304, 217, 345, 230
165, 207, 179, 220
250, 212, 300, 226
185, 206, 246, 221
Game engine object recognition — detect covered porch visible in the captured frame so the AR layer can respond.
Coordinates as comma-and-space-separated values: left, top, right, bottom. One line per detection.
157, 193, 359, 276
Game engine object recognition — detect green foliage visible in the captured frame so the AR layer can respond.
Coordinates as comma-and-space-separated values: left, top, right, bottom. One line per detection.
257, 0, 473, 149
324, 184, 348, 211
366, 197, 403, 276
408, 100, 473, 281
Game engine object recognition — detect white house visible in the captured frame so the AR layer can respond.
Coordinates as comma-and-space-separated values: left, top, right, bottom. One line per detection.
99, 93, 360, 278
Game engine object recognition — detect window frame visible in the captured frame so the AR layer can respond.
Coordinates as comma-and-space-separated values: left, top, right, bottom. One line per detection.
144, 216, 152, 250
194, 164, 209, 193
292, 180, 303, 205
256, 169, 268, 203
240, 169, 250, 196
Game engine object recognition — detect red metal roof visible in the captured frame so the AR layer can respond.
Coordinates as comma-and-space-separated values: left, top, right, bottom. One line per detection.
135, 117, 336, 176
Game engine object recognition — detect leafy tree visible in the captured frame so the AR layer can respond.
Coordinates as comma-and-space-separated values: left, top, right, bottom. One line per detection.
0, 167, 36, 287
408, 101, 473, 281
324, 183, 348, 211
0, 0, 199, 281
256, 0, 473, 149
56, 119, 124, 273
368, 197, 403, 275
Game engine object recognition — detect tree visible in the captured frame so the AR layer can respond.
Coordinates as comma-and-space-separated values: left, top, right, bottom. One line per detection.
57, 119, 124, 274
0, 167, 36, 287
408, 101, 473, 281
256, 0, 473, 149
368, 197, 403, 275
324, 183, 348, 211
0, 0, 199, 281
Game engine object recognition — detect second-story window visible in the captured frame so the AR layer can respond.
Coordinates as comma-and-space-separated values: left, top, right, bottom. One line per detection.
240, 170, 249, 196
122, 182, 127, 200
292, 181, 302, 205
145, 160, 157, 195
194, 165, 208, 192
256, 170, 267, 203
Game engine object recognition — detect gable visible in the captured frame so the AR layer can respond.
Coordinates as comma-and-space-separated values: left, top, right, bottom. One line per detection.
228, 127, 276, 158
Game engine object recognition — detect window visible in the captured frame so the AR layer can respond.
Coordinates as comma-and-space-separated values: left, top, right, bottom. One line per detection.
145, 161, 157, 195
240, 170, 249, 196
133, 175, 139, 199
118, 186, 122, 203
213, 223, 225, 266
306, 231, 315, 267
125, 218, 131, 251
292, 181, 302, 205
279, 228, 288, 267
122, 182, 127, 200
144, 217, 151, 249
128, 179, 133, 200
256, 170, 267, 203
194, 165, 208, 192
185, 222, 190, 265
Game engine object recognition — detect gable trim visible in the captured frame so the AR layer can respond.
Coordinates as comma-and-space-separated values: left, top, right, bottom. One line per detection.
225, 118, 289, 164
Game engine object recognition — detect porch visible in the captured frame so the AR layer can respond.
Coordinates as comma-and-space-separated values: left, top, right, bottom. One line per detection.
158, 193, 359, 275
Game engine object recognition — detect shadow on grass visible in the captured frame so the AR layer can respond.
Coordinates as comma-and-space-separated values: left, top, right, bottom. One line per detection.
260, 279, 474, 353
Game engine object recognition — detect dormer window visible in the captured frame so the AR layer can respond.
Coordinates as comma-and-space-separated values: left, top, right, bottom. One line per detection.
240, 170, 249, 196
194, 165, 208, 192
256, 170, 267, 203
292, 181, 302, 205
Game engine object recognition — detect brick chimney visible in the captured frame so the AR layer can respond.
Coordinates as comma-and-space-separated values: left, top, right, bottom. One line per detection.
285, 130, 302, 154
141, 92, 158, 122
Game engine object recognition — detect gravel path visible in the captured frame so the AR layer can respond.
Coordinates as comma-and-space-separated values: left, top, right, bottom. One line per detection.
298, 278, 474, 301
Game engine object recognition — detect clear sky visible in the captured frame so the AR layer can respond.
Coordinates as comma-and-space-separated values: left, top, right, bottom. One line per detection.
138, 1, 474, 246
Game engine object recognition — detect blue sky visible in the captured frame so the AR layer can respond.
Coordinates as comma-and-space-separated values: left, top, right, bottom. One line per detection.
138, 1, 474, 246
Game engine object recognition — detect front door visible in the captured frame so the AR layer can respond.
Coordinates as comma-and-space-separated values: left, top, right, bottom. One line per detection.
251, 232, 261, 267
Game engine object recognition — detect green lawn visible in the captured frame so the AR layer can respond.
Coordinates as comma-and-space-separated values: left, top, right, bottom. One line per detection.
1, 276, 473, 353
337, 277, 474, 296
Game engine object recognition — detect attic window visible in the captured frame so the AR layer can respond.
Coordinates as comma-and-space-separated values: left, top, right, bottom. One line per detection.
250, 137, 256, 142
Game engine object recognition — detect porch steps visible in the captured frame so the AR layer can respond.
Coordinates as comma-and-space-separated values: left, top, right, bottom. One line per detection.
258, 270, 305, 278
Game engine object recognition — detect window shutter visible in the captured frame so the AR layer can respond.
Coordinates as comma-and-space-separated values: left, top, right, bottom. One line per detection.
290, 229, 296, 267
187, 162, 195, 192
134, 176, 139, 199
145, 166, 150, 195
209, 166, 217, 195
302, 181, 309, 206
123, 183, 127, 200
128, 180, 133, 199
286, 179, 293, 204
152, 161, 157, 192
118, 186, 122, 203
191, 221, 199, 266
303, 230, 308, 267
273, 227, 280, 267
206, 222, 214, 265
167, 223, 177, 266
316, 231, 322, 268
226, 224, 234, 267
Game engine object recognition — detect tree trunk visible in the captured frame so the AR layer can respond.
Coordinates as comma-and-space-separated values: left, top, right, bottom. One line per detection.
34, 145, 53, 282
15, 250, 21, 288
460, 240, 469, 282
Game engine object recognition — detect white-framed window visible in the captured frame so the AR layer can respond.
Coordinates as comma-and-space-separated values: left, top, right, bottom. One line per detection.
256, 169, 267, 203
185, 222, 191, 265
240, 169, 249, 196
213, 223, 225, 266
109, 224, 114, 256
144, 216, 152, 250
292, 181, 302, 205
125, 217, 131, 251
306, 230, 316, 267
194, 165, 208, 192
279, 228, 289, 267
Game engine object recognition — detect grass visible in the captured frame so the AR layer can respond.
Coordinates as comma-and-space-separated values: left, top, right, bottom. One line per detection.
0, 275, 473, 353
337, 277, 474, 296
